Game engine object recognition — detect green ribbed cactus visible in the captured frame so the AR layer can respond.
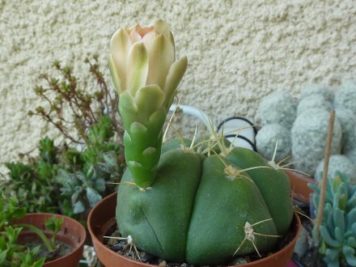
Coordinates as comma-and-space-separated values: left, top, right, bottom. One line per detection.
111, 20, 294, 265
310, 175, 356, 267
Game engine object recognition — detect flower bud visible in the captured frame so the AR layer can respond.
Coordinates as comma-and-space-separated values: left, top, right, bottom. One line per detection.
110, 20, 187, 110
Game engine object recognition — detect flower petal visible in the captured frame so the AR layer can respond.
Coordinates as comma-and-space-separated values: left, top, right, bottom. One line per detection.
153, 19, 171, 37
129, 29, 142, 42
146, 34, 175, 89
109, 55, 122, 94
154, 20, 175, 55
135, 85, 164, 117
110, 28, 130, 92
163, 56, 188, 108
127, 42, 149, 96
135, 24, 154, 38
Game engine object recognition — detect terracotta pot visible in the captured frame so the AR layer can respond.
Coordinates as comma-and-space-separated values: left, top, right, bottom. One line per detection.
14, 213, 86, 267
286, 260, 299, 267
88, 192, 301, 267
286, 170, 316, 204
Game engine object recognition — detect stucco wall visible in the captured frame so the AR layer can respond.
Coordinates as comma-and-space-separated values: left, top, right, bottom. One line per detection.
0, 0, 355, 164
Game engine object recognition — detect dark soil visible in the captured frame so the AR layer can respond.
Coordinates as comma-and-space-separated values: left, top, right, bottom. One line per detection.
291, 202, 325, 267
20, 235, 72, 262
104, 216, 298, 267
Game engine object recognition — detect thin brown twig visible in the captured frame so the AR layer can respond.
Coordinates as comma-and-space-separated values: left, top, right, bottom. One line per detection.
313, 110, 335, 245
30, 56, 123, 145
36, 112, 82, 144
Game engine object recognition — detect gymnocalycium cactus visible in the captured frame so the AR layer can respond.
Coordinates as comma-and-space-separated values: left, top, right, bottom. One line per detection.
310, 174, 356, 267
111, 20, 294, 265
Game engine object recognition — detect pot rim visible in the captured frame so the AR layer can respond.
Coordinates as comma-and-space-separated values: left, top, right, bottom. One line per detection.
14, 212, 86, 265
88, 192, 301, 267
286, 170, 315, 204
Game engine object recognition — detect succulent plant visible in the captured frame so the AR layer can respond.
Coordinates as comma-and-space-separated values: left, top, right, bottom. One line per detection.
0, 196, 46, 267
3, 138, 60, 213
111, 20, 294, 265
255, 90, 297, 129
256, 123, 291, 162
3, 58, 125, 219
55, 115, 124, 216
310, 174, 356, 267
3, 116, 124, 218
29, 56, 122, 145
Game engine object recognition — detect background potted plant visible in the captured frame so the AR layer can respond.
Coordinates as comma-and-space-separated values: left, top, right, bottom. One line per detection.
292, 111, 356, 267
0, 195, 86, 267
254, 83, 356, 206
1, 57, 125, 223
88, 20, 300, 267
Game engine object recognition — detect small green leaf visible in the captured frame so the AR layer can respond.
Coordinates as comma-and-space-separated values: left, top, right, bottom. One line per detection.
95, 178, 106, 193
320, 225, 340, 248
343, 246, 356, 267
73, 201, 85, 214
333, 208, 345, 236
0, 249, 8, 263
86, 187, 102, 207
45, 216, 63, 233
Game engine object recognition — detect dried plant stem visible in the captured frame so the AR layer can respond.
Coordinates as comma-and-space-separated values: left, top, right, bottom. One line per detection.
42, 112, 83, 144
30, 56, 122, 145
313, 110, 335, 245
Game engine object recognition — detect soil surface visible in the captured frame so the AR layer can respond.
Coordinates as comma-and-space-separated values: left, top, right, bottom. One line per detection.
21, 235, 72, 261
104, 219, 297, 267
291, 202, 326, 267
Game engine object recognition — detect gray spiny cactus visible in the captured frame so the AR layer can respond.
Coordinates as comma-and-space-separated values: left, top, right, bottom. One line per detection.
315, 155, 356, 184
300, 84, 334, 101
256, 123, 291, 163
255, 90, 297, 129
334, 81, 356, 115
297, 94, 333, 116
255, 82, 356, 177
291, 109, 342, 175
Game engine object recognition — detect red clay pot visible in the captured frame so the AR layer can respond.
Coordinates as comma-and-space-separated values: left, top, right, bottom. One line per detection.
14, 213, 86, 267
88, 192, 301, 267
286, 170, 316, 204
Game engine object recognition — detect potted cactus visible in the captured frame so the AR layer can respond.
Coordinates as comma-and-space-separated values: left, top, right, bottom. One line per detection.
88, 20, 300, 266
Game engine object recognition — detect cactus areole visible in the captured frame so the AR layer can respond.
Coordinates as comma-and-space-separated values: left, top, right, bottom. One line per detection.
110, 20, 294, 265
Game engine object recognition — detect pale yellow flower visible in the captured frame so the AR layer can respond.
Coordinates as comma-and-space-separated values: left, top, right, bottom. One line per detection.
110, 20, 187, 110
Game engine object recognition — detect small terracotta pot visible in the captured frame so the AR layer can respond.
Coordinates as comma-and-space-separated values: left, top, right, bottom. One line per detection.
88, 192, 301, 267
286, 170, 315, 204
14, 213, 86, 267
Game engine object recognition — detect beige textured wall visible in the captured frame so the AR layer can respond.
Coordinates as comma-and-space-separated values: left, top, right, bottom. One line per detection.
0, 0, 355, 164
